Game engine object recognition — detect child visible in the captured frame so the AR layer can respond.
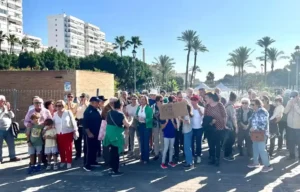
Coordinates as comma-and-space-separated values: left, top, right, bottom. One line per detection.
27, 113, 44, 174
43, 119, 58, 171
160, 118, 177, 169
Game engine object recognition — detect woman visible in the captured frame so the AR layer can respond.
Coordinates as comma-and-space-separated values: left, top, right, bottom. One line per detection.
248, 99, 273, 173
152, 95, 164, 160
44, 100, 55, 117
53, 100, 78, 169
136, 95, 153, 164
103, 99, 132, 177
262, 95, 277, 157
204, 92, 227, 166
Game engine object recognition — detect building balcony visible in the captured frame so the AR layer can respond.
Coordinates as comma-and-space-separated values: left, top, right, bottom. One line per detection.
7, 6, 22, 14
8, 15, 22, 25
8, 0, 22, 8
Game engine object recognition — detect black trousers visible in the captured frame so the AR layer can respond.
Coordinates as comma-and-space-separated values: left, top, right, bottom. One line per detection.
237, 128, 252, 156
83, 135, 98, 167
97, 141, 102, 157
278, 121, 287, 149
224, 129, 236, 157
103, 146, 110, 165
109, 145, 119, 173
208, 129, 224, 160
74, 123, 83, 158
174, 128, 184, 158
269, 122, 279, 156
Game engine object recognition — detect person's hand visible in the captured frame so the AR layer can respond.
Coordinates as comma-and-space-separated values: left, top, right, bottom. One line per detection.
6, 102, 11, 111
250, 127, 255, 132
243, 124, 248, 130
87, 132, 94, 138
28, 142, 32, 147
212, 119, 216, 124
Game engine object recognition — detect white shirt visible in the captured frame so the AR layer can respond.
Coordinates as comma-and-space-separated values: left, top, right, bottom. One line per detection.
138, 106, 146, 123
53, 110, 78, 134
126, 104, 139, 120
44, 127, 57, 147
191, 106, 204, 129
270, 105, 284, 120
182, 115, 192, 133
76, 104, 88, 119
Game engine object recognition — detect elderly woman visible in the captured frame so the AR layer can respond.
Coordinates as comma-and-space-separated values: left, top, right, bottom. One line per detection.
44, 100, 55, 117
136, 95, 153, 164
53, 100, 78, 169
0, 95, 20, 163
248, 99, 273, 173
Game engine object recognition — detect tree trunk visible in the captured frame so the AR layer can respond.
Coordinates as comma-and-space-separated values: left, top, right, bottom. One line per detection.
120, 48, 122, 57
10, 44, 13, 54
264, 48, 267, 84
241, 67, 244, 93
185, 49, 191, 89
238, 67, 241, 92
190, 52, 197, 87
271, 61, 274, 72
0, 42, 2, 52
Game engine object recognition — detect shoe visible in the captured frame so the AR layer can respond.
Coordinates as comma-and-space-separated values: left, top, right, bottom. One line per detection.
10, 157, 21, 162
27, 166, 34, 174
35, 164, 41, 172
67, 163, 72, 169
168, 162, 177, 167
247, 163, 261, 168
53, 164, 58, 170
153, 156, 159, 161
91, 162, 101, 167
111, 171, 124, 177
287, 155, 296, 160
261, 166, 273, 173
196, 156, 201, 164
83, 166, 92, 172
60, 163, 65, 168
215, 159, 220, 167
46, 165, 51, 171
161, 163, 168, 169
239, 152, 244, 156
223, 156, 235, 161
75, 156, 81, 160
183, 164, 194, 168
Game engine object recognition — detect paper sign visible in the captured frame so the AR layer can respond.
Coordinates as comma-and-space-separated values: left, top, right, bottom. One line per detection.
159, 102, 188, 120
64, 82, 71, 92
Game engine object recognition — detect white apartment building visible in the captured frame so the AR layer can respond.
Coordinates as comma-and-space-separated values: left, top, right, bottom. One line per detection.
104, 41, 114, 53
48, 14, 114, 57
0, 0, 23, 53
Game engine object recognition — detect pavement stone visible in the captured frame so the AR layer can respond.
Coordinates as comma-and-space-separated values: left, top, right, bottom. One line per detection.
0, 144, 300, 192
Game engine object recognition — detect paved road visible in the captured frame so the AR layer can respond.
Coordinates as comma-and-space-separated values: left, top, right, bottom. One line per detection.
1, 144, 300, 192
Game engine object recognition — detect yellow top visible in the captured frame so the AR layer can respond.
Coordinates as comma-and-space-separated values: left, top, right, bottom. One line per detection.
65, 102, 77, 116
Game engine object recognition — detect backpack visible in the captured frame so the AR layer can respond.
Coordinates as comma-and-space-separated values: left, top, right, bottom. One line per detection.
11, 121, 20, 138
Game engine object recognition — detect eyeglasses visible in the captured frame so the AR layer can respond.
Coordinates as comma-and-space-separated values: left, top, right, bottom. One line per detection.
55, 104, 63, 107
250, 104, 255, 106
68, 96, 74, 98
242, 102, 248, 105
34, 102, 42, 105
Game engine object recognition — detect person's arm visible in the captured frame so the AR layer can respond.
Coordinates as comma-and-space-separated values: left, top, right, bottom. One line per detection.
254, 111, 268, 131
160, 120, 168, 129
24, 110, 32, 128
68, 111, 78, 131
145, 106, 153, 126
83, 110, 94, 138
219, 103, 227, 125
123, 115, 133, 128
284, 100, 292, 114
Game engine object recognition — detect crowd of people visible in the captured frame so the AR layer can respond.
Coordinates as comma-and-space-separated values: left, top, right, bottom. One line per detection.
0, 87, 299, 177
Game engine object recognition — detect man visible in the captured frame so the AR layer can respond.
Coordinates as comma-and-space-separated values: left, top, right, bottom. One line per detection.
75, 93, 88, 160
0, 95, 20, 163
198, 88, 206, 107
149, 90, 157, 106
65, 93, 77, 116
83, 97, 102, 171
215, 88, 227, 106
97, 95, 108, 157
120, 91, 130, 107
284, 91, 300, 160
24, 97, 52, 166
160, 90, 169, 104
185, 88, 194, 104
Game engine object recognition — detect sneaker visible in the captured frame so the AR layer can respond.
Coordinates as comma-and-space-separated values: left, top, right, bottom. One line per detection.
67, 163, 72, 169
91, 162, 101, 167
247, 163, 261, 168
168, 162, 177, 168
60, 163, 65, 168
111, 171, 124, 177
196, 156, 201, 164
35, 164, 41, 172
183, 164, 194, 168
10, 157, 21, 162
46, 165, 51, 171
83, 166, 92, 172
153, 155, 159, 161
161, 163, 168, 169
53, 164, 58, 170
224, 156, 235, 161
27, 166, 34, 174
261, 166, 273, 173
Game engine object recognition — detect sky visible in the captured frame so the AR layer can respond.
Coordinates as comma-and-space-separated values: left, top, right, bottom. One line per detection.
23, 0, 300, 81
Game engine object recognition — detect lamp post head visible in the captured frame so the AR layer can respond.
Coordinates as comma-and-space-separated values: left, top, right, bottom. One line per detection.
295, 45, 300, 52
132, 50, 137, 58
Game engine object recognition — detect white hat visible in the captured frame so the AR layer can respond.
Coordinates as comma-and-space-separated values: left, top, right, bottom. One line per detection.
149, 89, 158, 95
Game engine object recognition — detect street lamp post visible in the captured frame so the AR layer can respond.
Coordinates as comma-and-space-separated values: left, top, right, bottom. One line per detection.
132, 50, 137, 93
295, 46, 300, 91
286, 68, 291, 89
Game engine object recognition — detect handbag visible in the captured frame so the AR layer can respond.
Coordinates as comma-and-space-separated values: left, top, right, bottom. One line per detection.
250, 130, 265, 142
98, 120, 107, 141
67, 110, 79, 140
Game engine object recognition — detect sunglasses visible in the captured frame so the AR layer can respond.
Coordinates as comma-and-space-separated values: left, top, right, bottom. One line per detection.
55, 104, 63, 107
34, 102, 42, 105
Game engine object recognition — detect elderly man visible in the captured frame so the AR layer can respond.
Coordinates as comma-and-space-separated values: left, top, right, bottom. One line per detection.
185, 88, 194, 104
65, 93, 77, 116
0, 95, 20, 163
24, 97, 52, 166
83, 97, 102, 171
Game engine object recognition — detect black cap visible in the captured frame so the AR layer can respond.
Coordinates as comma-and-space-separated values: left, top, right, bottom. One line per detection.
98, 95, 107, 102
80, 93, 87, 98
89, 96, 101, 102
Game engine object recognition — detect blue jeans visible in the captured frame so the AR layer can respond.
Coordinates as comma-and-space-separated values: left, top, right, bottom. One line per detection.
138, 123, 150, 162
191, 128, 204, 157
184, 131, 193, 165
0, 129, 16, 161
253, 137, 270, 166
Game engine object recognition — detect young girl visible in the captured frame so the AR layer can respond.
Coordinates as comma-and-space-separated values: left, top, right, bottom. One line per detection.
43, 119, 58, 171
160, 118, 178, 169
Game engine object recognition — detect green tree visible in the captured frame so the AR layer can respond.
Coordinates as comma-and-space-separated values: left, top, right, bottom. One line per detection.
267, 48, 289, 72
257, 36, 275, 81
227, 55, 240, 89
19, 36, 29, 52
152, 55, 175, 84
6, 34, 19, 54
0, 31, 6, 52
114, 36, 130, 57
18, 52, 40, 70
167, 79, 179, 92
31, 41, 40, 53
190, 37, 208, 87
189, 65, 201, 87
129, 36, 142, 52
178, 30, 198, 89
205, 71, 215, 87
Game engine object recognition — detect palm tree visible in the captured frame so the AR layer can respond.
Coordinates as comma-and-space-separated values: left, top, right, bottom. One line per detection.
190, 37, 208, 87
178, 30, 198, 89
267, 48, 289, 72
257, 36, 275, 81
31, 41, 40, 53
19, 36, 29, 52
114, 36, 130, 56
153, 55, 175, 84
6, 34, 19, 54
0, 31, 6, 52
189, 65, 201, 86
129, 36, 142, 52
227, 55, 240, 89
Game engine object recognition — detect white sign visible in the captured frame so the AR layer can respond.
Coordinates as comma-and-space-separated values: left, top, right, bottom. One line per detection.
64, 82, 71, 92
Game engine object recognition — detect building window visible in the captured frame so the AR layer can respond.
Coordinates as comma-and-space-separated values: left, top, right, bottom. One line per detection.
55, 24, 57, 26
56, 45, 58, 47
55, 29, 57, 31
56, 35, 57, 37
55, 19, 57, 21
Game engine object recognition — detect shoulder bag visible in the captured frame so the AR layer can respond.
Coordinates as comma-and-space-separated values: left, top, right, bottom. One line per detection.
67, 110, 79, 140
250, 130, 265, 142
